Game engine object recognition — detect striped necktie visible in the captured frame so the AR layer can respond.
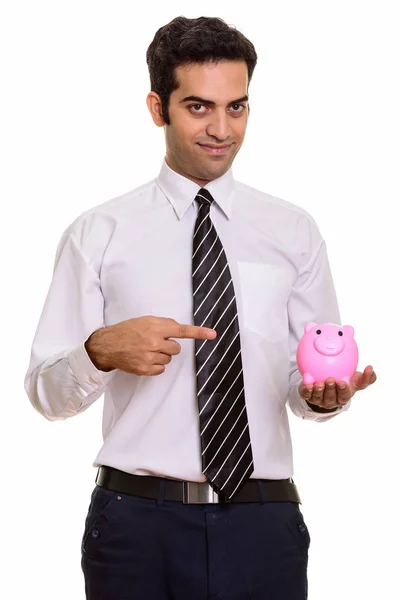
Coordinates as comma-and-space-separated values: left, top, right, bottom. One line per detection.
192, 188, 254, 499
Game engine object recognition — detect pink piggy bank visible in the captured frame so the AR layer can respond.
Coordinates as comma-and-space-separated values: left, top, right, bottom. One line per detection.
296, 322, 358, 385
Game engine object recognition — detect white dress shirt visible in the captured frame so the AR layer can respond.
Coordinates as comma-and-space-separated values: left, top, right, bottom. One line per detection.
24, 160, 349, 482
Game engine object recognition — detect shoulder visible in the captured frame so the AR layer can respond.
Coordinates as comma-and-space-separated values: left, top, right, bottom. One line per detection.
60, 178, 157, 244
235, 180, 317, 225
234, 180, 323, 248
53, 178, 157, 267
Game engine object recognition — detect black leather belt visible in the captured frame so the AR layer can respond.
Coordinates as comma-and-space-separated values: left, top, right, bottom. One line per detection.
96, 466, 301, 504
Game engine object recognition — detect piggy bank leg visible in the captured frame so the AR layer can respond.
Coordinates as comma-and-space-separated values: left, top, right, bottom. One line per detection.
303, 373, 314, 385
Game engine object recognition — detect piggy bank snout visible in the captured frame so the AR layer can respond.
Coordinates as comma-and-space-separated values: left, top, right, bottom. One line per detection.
313, 334, 345, 356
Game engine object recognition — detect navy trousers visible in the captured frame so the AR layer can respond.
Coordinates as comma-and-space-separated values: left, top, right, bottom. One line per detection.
81, 484, 310, 599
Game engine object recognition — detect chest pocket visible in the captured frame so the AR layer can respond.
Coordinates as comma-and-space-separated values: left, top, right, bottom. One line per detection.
237, 262, 292, 343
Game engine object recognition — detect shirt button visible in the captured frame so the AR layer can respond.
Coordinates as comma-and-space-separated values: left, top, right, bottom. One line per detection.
298, 523, 307, 533
91, 529, 100, 539
88, 377, 96, 385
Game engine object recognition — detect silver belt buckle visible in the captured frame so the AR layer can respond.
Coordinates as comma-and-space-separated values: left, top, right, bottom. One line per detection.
183, 481, 219, 504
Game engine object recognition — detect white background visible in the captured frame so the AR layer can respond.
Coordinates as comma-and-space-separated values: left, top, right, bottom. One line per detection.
1, 1, 399, 598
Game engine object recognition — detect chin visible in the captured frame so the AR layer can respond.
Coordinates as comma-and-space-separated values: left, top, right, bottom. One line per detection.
197, 168, 226, 182
208, 162, 231, 176
205, 157, 230, 170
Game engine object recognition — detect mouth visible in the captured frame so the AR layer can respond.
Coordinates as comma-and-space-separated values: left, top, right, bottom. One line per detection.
198, 143, 232, 155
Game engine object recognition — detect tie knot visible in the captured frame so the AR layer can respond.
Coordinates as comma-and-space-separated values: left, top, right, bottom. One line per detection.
195, 188, 214, 207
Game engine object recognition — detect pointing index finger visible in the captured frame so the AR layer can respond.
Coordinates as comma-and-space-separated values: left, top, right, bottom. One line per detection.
171, 323, 216, 340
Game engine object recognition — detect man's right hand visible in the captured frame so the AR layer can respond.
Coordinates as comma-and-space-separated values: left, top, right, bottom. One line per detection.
85, 316, 217, 375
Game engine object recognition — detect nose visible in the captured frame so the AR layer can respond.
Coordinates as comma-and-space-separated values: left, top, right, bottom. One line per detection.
206, 109, 231, 141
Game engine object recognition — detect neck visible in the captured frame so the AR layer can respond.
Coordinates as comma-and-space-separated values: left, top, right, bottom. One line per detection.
164, 156, 212, 187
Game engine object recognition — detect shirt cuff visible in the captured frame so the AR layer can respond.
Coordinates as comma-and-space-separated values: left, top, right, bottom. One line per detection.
302, 395, 351, 418
306, 401, 340, 413
67, 341, 117, 395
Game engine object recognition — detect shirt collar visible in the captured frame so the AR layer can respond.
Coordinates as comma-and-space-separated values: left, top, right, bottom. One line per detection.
156, 158, 235, 220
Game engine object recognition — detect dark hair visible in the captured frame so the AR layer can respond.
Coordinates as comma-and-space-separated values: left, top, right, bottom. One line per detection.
146, 16, 257, 124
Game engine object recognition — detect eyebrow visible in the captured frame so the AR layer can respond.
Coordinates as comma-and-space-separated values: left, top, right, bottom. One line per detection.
180, 95, 249, 106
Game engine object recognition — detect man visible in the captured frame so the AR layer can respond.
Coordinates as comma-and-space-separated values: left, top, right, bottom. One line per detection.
24, 15, 376, 600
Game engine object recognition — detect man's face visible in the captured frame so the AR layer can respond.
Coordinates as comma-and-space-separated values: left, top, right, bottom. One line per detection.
164, 60, 249, 185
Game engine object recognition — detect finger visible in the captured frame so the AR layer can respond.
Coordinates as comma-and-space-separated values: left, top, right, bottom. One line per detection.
164, 321, 217, 340
354, 366, 375, 391
152, 353, 172, 366
337, 381, 351, 405
299, 382, 313, 401
147, 365, 166, 376
159, 339, 182, 356
323, 378, 338, 409
365, 365, 377, 385
310, 382, 325, 406
137, 364, 166, 376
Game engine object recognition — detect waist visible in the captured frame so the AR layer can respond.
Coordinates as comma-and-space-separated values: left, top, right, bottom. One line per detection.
96, 466, 301, 504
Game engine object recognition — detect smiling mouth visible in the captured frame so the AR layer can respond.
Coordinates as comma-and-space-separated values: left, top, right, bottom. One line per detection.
198, 144, 232, 155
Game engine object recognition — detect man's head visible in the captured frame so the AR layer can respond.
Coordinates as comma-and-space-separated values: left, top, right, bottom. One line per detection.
146, 17, 257, 186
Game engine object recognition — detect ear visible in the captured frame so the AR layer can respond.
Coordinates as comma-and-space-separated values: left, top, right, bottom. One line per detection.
343, 325, 355, 337
146, 92, 166, 127
305, 322, 317, 333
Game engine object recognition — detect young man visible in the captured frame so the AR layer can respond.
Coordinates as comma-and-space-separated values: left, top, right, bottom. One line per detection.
24, 16, 376, 600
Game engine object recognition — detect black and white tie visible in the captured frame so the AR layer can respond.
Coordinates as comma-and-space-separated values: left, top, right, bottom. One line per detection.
192, 188, 254, 499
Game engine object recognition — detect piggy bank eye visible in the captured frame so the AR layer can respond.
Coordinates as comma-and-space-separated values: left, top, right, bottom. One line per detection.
316, 329, 321, 335
338, 331, 343, 336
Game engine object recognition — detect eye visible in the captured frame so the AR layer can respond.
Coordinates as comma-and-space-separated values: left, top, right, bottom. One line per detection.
338, 331, 343, 336
188, 103, 208, 114
316, 329, 321, 335
228, 103, 246, 114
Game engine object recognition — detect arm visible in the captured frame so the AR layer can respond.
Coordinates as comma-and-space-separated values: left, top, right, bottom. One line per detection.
24, 221, 215, 422
24, 227, 117, 421
287, 232, 351, 422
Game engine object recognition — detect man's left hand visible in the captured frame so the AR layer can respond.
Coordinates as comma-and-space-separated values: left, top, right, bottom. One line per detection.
299, 365, 377, 410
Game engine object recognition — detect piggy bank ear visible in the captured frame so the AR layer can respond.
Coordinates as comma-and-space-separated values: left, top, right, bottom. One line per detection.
342, 325, 354, 337
305, 322, 317, 333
